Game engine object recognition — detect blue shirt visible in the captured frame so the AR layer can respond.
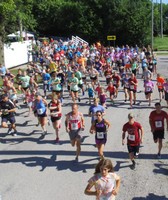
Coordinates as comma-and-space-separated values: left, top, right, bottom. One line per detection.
89, 105, 105, 122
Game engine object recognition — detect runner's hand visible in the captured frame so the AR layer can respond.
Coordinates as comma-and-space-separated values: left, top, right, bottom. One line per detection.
122, 139, 125, 145
66, 127, 69, 133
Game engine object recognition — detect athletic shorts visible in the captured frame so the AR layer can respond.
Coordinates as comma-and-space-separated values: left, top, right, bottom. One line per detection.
71, 90, 78, 93
37, 111, 47, 118
158, 88, 164, 92
145, 91, 152, 95
127, 145, 139, 155
113, 84, 119, 89
129, 89, 137, 93
153, 130, 164, 141
22, 86, 29, 91
78, 84, 83, 89
1, 115, 16, 124
51, 116, 61, 122
164, 91, 168, 100
69, 128, 82, 141
90, 76, 97, 81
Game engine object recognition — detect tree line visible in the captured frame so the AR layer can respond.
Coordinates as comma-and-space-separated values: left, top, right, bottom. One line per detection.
0, 0, 168, 47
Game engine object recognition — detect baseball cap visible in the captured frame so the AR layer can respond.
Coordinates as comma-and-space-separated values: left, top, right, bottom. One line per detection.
128, 112, 134, 119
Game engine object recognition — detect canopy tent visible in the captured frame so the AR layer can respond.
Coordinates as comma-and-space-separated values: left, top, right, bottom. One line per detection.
7, 31, 35, 40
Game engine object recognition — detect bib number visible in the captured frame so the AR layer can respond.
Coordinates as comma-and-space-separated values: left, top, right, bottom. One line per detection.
37, 108, 43, 115
130, 85, 134, 90
128, 134, 135, 141
71, 123, 78, 130
146, 87, 151, 92
155, 121, 162, 128
22, 82, 27, 87
97, 132, 104, 139
44, 80, 48, 84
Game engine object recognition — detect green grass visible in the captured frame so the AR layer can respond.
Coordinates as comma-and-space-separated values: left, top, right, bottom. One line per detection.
154, 35, 168, 51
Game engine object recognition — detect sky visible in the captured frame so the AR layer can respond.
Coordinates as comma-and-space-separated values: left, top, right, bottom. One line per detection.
155, 0, 168, 3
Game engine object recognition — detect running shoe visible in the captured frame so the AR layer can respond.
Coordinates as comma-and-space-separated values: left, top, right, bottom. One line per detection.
74, 156, 79, 163
7, 127, 12, 135
130, 163, 136, 170
55, 137, 60, 143
42, 130, 47, 136
13, 130, 18, 136
157, 153, 161, 159
78, 98, 81, 102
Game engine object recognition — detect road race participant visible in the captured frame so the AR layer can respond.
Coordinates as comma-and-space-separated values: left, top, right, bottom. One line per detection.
106, 82, 116, 104
89, 97, 105, 123
122, 73, 130, 102
84, 159, 120, 200
112, 71, 120, 98
144, 77, 154, 106
156, 74, 165, 102
90, 111, 110, 160
34, 92, 48, 136
89, 65, 99, 89
0, 94, 17, 136
69, 72, 80, 102
65, 103, 85, 162
163, 78, 168, 107
128, 73, 138, 108
122, 113, 144, 170
149, 102, 168, 159
48, 94, 62, 143
42, 69, 51, 98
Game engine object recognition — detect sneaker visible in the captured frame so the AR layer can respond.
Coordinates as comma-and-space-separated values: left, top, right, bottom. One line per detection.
13, 130, 18, 136
48, 119, 51, 126
135, 152, 139, 158
130, 163, 136, 170
42, 130, 47, 136
74, 156, 79, 163
157, 153, 161, 159
78, 98, 81, 102
55, 137, 60, 143
7, 127, 12, 135
36, 123, 39, 127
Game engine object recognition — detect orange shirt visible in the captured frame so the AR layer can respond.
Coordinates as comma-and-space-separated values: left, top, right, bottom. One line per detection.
157, 77, 165, 89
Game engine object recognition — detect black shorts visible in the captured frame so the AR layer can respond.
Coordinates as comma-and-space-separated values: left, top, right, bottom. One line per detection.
52, 90, 62, 95
67, 85, 70, 91
153, 130, 164, 141
145, 91, 152, 95
78, 84, 83, 89
22, 86, 29, 91
71, 90, 78, 93
158, 88, 164, 92
1, 115, 16, 124
127, 145, 139, 155
164, 91, 168, 100
51, 116, 61, 122
90, 76, 97, 81
37, 111, 47, 118
129, 89, 137, 93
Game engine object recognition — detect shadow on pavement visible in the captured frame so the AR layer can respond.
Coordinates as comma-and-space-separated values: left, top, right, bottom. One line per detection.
153, 163, 168, 176
132, 193, 168, 200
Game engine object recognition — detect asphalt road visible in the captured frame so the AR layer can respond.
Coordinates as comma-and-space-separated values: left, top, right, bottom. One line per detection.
0, 56, 168, 200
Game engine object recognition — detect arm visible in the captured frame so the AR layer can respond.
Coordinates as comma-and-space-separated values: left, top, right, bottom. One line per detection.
122, 131, 126, 145
149, 117, 154, 132
104, 119, 110, 130
140, 127, 144, 143
112, 175, 121, 196
90, 122, 95, 134
65, 114, 70, 133
84, 183, 97, 196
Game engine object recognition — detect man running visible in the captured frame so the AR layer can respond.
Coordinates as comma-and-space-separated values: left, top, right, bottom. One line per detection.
149, 102, 168, 159
122, 113, 144, 170
65, 103, 85, 162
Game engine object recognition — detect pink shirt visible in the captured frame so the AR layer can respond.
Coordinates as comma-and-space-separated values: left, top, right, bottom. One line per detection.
163, 82, 168, 93
144, 81, 154, 92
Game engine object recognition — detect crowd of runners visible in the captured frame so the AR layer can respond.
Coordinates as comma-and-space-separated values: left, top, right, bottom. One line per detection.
0, 39, 168, 199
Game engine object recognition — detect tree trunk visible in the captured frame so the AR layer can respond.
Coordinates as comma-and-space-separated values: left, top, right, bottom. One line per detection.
0, 35, 4, 65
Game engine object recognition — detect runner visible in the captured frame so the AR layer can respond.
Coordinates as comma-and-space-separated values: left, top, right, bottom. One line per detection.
0, 94, 17, 136
84, 159, 120, 200
156, 73, 165, 102
144, 77, 154, 106
89, 97, 105, 123
48, 94, 62, 143
111, 71, 120, 98
42, 69, 51, 99
65, 103, 85, 162
106, 82, 116, 104
69, 72, 80, 103
122, 113, 144, 169
163, 78, 168, 107
90, 111, 110, 160
149, 102, 168, 159
34, 92, 48, 136
128, 73, 138, 108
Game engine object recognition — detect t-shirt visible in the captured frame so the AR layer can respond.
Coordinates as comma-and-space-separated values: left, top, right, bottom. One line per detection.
128, 77, 137, 90
157, 77, 165, 89
20, 76, 30, 88
88, 172, 120, 200
0, 99, 15, 117
144, 80, 154, 92
149, 110, 168, 131
89, 105, 105, 122
122, 121, 142, 146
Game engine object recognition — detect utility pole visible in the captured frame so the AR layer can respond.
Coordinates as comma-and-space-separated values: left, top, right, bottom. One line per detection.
160, 0, 163, 38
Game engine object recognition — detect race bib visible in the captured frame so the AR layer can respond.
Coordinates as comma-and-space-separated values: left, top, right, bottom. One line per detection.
22, 82, 27, 87
128, 134, 135, 141
37, 108, 43, 115
97, 132, 104, 139
155, 121, 162, 128
106, 75, 111, 78
130, 85, 134, 90
52, 113, 58, 117
146, 87, 151, 92
71, 123, 78, 130
113, 81, 117, 85
44, 80, 48, 84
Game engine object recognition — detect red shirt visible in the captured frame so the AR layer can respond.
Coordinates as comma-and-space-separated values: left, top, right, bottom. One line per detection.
123, 121, 142, 146
149, 110, 168, 131
106, 85, 116, 94
128, 77, 138, 90
112, 75, 120, 85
